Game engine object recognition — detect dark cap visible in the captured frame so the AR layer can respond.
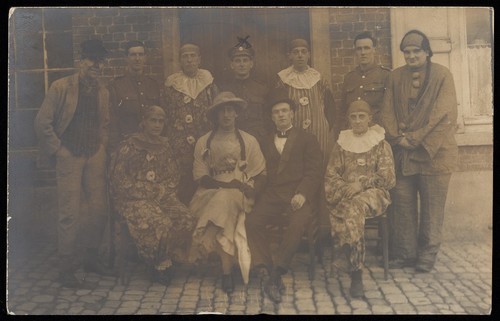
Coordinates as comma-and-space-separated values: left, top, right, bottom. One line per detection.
228, 36, 255, 59
81, 39, 108, 60
125, 40, 145, 53
266, 89, 297, 112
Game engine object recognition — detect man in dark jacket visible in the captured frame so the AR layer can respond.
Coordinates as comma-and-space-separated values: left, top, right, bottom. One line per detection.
246, 89, 323, 303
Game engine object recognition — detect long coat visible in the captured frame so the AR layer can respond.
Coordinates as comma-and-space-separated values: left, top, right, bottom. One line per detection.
260, 126, 323, 203
381, 62, 458, 176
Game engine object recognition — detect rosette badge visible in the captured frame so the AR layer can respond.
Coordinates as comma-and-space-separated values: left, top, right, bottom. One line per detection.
183, 95, 191, 104
186, 135, 196, 145
302, 119, 311, 129
146, 170, 156, 182
299, 97, 309, 106
185, 114, 193, 124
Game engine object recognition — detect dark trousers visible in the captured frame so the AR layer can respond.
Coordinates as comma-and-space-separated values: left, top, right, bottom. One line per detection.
389, 172, 451, 268
246, 190, 313, 273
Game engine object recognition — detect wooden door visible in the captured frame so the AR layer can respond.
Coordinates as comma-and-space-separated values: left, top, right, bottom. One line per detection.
178, 8, 310, 87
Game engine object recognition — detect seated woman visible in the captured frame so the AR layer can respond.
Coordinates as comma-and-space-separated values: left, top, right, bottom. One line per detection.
188, 92, 266, 293
109, 105, 196, 285
324, 100, 395, 298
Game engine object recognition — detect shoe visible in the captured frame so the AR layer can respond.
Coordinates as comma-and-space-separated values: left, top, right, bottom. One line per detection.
221, 273, 234, 294
276, 274, 286, 294
83, 260, 115, 276
350, 269, 364, 298
264, 279, 282, 303
58, 271, 82, 288
415, 263, 433, 273
388, 258, 416, 269
153, 269, 173, 285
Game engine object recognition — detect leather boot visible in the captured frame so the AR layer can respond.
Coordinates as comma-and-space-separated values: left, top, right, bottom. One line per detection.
83, 248, 115, 276
264, 269, 282, 303
58, 255, 81, 288
350, 269, 364, 298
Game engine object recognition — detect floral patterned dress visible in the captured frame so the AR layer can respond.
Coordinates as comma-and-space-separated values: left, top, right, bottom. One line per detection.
325, 125, 396, 272
109, 134, 196, 271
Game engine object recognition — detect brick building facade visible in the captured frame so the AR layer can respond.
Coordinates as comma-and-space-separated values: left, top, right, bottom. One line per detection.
8, 7, 492, 246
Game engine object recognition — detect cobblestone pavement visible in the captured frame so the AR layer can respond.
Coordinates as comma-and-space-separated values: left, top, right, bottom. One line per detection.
6, 240, 492, 315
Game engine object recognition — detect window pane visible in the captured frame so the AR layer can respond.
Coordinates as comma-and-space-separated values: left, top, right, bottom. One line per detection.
15, 32, 44, 69
46, 32, 74, 68
9, 109, 38, 149
13, 8, 42, 34
466, 8, 492, 45
16, 72, 45, 110
43, 8, 73, 31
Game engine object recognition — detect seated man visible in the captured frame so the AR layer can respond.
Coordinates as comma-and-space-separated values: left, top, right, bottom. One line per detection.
324, 100, 395, 298
246, 89, 323, 303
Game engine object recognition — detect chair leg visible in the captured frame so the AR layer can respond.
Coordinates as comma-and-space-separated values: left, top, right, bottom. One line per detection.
307, 223, 316, 280
380, 216, 389, 280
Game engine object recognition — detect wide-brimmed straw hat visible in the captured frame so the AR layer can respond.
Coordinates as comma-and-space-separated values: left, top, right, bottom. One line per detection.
207, 92, 247, 121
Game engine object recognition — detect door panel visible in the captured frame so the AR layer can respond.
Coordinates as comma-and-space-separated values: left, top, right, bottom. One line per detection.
179, 8, 310, 87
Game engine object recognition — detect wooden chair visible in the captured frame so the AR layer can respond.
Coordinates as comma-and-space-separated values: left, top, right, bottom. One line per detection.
364, 213, 389, 280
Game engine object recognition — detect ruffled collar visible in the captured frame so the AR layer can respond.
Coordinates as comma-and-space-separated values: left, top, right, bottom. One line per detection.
165, 69, 214, 99
277, 65, 321, 89
128, 133, 170, 155
337, 124, 385, 153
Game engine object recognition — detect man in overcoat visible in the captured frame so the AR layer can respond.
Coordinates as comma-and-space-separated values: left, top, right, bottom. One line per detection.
34, 39, 113, 287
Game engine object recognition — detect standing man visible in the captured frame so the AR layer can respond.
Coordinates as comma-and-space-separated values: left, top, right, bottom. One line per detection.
219, 36, 269, 145
340, 31, 391, 136
276, 38, 336, 243
246, 89, 323, 303
34, 39, 113, 288
108, 40, 162, 153
381, 30, 458, 272
164, 43, 219, 205
276, 38, 335, 158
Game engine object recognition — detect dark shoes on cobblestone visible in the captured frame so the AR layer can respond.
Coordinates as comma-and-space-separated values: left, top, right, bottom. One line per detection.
152, 268, 173, 286
350, 269, 364, 298
58, 271, 82, 288
388, 258, 416, 269
415, 262, 433, 273
264, 271, 283, 303
221, 273, 235, 293
83, 260, 115, 276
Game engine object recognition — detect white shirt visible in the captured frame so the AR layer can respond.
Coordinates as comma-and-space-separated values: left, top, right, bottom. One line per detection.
274, 125, 293, 154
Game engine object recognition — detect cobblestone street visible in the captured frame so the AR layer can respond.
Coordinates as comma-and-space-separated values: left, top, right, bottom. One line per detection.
6, 238, 492, 315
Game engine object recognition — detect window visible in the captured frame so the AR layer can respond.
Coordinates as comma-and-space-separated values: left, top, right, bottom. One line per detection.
464, 8, 493, 123
9, 8, 75, 151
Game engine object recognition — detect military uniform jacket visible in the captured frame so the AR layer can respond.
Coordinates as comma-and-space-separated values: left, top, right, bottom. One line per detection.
341, 63, 390, 129
108, 72, 161, 152
219, 77, 270, 143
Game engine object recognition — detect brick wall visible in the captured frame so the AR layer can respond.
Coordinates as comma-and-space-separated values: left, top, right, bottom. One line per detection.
328, 7, 392, 101
71, 8, 164, 84
457, 145, 493, 171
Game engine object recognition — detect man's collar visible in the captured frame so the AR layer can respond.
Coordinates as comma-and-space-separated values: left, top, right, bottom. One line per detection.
276, 125, 293, 138
358, 63, 377, 73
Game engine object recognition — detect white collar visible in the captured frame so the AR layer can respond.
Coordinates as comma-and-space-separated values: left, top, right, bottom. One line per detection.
277, 65, 321, 89
165, 69, 214, 99
337, 125, 385, 153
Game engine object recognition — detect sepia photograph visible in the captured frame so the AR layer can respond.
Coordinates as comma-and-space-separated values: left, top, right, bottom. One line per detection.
7, 6, 493, 315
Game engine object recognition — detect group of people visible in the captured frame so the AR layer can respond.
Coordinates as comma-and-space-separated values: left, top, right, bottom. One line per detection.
34, 29, 458, 303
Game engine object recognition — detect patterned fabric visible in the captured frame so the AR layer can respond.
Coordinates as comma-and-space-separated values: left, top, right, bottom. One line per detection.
164, 81, 219, 176
325, 138, 395, 272
109, 134, 196, 270
276, 75, 334, 157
